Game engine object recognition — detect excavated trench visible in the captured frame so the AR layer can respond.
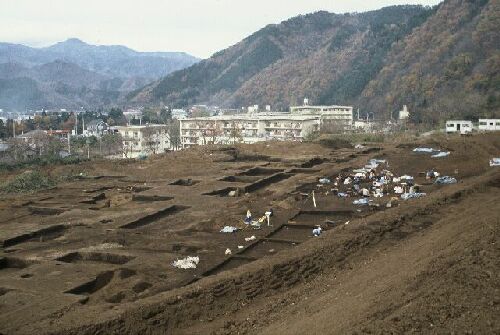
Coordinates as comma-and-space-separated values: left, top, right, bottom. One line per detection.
170, 179, 200, 186
65, 271, 115, 295
0, 256, 38, 270
244, 172, 294, 193
119, 205, 189, 229
131, 195, 174, 202
300, 157, 327, 168
205, 172, 294, 197
1, 224, 67, 248
202, 187, 240, 197
27, 206, 68, 215
237, 167, 284, 176
56, 252, 135, 265
218, 175, 261, 183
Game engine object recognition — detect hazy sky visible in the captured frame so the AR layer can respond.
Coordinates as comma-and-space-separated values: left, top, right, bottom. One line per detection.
0, 0, 442, 58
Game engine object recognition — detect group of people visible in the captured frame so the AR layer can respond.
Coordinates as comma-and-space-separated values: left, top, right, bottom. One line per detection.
325, 159, 422, 202
244, 208, 274, 227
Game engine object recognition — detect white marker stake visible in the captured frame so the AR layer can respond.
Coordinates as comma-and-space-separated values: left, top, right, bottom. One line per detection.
312, 190, 317, 208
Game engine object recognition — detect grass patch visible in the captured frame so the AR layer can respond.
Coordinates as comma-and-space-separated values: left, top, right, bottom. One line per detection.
0, 156, 88, 172
0, 171, 56, 194
318, 136, 353, 149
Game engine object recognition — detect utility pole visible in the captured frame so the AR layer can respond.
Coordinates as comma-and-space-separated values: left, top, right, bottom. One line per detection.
67, 132, 71, 155
86, 138, 90, 159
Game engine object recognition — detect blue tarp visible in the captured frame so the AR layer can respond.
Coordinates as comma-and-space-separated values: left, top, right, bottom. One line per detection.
319, 178, 331, 184
401, 192, 427, 200
434, 176, 457, 184
353, 198, 371, 205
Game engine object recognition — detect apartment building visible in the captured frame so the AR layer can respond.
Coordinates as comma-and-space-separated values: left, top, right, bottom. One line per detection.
179, 114, 319, 148
289, 104, 354, 132
115, 124, 170, 158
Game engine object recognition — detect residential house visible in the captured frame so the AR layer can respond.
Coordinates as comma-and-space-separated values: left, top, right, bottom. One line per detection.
84, 120, 109, 137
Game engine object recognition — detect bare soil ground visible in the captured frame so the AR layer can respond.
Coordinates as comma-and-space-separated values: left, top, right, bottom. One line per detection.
0, 133, 498, 335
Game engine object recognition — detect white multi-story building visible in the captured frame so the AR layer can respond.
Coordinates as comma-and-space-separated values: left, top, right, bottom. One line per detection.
179, 103, 354, 148
179, 114, 320, 148
289, 104, 354, 127
478, 119, 500, 131
115, 124, 171, 158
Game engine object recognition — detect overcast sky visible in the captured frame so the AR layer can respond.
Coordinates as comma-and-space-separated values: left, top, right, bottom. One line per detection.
0, 0, 442, 59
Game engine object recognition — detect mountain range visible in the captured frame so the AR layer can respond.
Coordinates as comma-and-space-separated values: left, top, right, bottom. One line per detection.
131, 0, 499, 122
0, 38, 199, 110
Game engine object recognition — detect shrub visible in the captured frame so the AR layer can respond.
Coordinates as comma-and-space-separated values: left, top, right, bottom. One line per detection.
0, 171, 55, 194
318, 136, 354, 149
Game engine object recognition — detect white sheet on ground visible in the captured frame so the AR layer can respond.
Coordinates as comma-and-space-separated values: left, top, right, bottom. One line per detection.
172, 256, 200, 269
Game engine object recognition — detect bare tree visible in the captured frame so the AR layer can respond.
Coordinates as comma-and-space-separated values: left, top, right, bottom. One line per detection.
6, 138, 31, 162
167, 120, 181, 150
201, 121, 223, 145
142, 125, 168, 155
229, 121, 243, 144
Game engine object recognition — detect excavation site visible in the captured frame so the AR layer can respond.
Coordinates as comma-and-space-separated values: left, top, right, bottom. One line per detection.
0, 133, 499, 335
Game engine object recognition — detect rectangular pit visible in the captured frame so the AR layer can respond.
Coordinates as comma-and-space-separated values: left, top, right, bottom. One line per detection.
300, 157, 327, 168
287, 168, 320, 174
290, 210, 355, 225
170, 179, 199, 186
266, 224, 316, 242
132, 194, 174, 202
240, 239, 299, 258
218, 175, 261, 183
0, 256, 38, 270
119, 205, 189, 229
65, 271, 114, 295
56, 252, 135, 265
203, 256, 256, 276
1, 224, 67, 248
202, 187, 241, 197
79, 193, 106, 204
27, 206, 68, 215
237, 167, 284, 176
243, 173, 294, 193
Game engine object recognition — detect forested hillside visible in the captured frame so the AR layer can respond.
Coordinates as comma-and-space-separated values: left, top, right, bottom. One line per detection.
132, 0, 499, 122
359, 0, 499, 122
